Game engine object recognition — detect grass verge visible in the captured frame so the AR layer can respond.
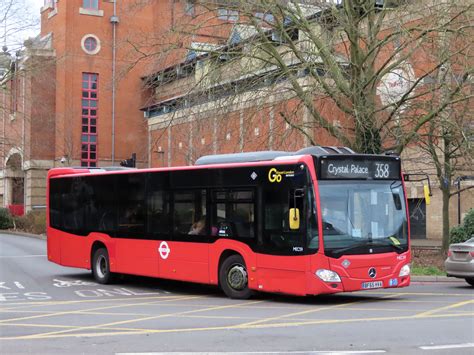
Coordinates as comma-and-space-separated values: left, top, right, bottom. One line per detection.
411, 264, 445, 276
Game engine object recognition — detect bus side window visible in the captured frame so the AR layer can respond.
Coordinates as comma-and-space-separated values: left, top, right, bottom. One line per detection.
212, 190, 255, 239
173, 189, 207, 235
116, 174, 146, 236
147, 190, 171, 236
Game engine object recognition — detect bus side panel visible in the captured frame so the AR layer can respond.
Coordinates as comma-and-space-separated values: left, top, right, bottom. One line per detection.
114, 239, 159, 278
58, 232, 90, 269
208, 240, 257, 287
160, 242, 209, 284
47, 227, 61, 264
256, 254, 309, 296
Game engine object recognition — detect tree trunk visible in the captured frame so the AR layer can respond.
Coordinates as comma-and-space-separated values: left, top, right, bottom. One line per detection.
441, 186, 450, 252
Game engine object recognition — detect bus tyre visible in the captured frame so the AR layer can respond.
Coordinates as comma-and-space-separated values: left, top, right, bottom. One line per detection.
465, 278, 474, 287
92, 248, 113, 284
219, 255, 253, 299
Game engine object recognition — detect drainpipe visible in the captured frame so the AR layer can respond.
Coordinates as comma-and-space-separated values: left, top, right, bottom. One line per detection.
110, 1, 119, 164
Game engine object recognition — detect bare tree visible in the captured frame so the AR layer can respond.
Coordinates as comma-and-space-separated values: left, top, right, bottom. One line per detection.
137, 1, 472, 154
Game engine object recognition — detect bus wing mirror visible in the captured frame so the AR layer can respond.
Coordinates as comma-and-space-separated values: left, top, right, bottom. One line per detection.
424, 185, 431, 205
289, 208, 300, 230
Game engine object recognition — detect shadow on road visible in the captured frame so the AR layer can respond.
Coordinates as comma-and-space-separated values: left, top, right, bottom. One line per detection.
52, 271, 406, 305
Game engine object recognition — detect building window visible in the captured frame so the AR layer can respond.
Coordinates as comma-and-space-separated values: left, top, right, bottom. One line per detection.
84, 37, 97, 52
185, 1, 195, 16
217, 8, 239, 22
83, 0, 99, 10
9, 74, 19, 114
81, 34, 101, 55
255, 12, 274, 24
43, 0, 56, 9
81, 73, 98, 167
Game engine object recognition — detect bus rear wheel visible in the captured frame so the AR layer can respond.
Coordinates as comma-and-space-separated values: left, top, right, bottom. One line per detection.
465, 278, 474, 287
92, 248, 113, 284
219, 254, 253, 299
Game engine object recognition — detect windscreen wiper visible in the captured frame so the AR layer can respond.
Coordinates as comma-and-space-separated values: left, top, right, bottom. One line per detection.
330, 239, 403, 257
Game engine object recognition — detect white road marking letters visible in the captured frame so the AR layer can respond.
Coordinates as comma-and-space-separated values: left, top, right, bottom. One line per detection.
53, 279, 98, 287
0, 292, 51, 301
75, 288, 160, 298
0, 281, 28, 290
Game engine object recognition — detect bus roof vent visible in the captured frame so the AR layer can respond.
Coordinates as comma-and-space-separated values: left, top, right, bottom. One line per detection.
195, 151, 288, 165
295, 146, 355, 156
85, 166, 136, 172
195, 146, 357, 165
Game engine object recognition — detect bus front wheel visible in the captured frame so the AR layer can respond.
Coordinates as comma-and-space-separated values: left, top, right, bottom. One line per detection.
92, 248, 113, 284
219, 254, 253, 299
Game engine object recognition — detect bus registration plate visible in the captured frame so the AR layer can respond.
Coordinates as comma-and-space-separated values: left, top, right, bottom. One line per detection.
362, 281, 383, 289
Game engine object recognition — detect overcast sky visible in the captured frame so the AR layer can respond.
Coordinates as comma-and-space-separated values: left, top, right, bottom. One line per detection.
26, 0, 43, 16
1, 0, 42, 51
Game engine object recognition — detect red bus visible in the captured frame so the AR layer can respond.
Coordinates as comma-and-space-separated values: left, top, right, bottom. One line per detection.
47, 146, 411, 298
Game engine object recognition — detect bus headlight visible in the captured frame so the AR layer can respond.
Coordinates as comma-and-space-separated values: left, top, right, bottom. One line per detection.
399, 264, 410, 277
316, 269, 341, 282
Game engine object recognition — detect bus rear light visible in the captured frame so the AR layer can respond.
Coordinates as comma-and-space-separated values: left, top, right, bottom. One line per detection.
447, 250, 452, 257
316, 269, 341, 282
399, 264, 410, 277
470, 251, 474, 257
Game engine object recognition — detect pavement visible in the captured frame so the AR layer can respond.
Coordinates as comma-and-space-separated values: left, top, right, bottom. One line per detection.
0, 230, 463, 282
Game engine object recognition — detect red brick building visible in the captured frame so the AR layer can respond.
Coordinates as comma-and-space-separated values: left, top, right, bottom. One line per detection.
0, 0, 184, 213
141, 1, 473, 242
0, 1, 471, 244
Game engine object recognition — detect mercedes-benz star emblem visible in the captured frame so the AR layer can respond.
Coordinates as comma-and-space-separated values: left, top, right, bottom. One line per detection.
368, 267, 377, 278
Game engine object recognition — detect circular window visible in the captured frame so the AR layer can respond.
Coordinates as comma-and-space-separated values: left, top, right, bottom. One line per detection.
84, 37, 97, 52
81, 34, 101, 55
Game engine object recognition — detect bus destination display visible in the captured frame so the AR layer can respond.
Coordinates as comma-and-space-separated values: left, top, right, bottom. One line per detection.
320, 159, 400, 180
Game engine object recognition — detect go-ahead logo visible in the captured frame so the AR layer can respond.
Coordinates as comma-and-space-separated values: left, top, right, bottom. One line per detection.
268, 168, 295, 183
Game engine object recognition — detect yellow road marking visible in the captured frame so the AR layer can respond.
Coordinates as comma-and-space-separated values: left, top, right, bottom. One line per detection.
237, 289, 402, 327
0, 295, 202, 324
414, 299, 474, 318
364, 291, 472, 297
237, 299, 360, 327
0, 294, 191, 310
1, 311, 472, 340
12, 299, 266, 339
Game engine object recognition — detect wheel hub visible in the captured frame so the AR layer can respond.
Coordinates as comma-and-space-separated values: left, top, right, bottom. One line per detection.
96, 255, 107, 279
227, 265, 248, 290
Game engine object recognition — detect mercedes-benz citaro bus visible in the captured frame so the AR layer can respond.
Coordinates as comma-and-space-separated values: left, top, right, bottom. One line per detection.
47, 146, 411, 299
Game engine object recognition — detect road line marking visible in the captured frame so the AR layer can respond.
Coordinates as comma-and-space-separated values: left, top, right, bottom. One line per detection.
414, 299, 474, 318
115, 351, 387, 354
0, 294, 193, 311
364, 291, 471, 297
237, 299, 361, 327
0, 254, 46, 258
0, 295, 202, 324
12, 299, 266, 339
419, 343, 474, 350
2, 311, 473, 340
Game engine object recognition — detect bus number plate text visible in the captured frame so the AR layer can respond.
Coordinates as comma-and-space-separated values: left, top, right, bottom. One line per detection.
361, 281, 383, 289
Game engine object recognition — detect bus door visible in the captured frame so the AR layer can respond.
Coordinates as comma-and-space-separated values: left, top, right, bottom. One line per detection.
256, 166, 311, 296
114, 174, 159, 277
158, 189, 210, 283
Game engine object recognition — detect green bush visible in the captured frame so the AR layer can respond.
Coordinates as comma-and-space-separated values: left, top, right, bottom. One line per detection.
462, 208, 474, 236
449, 225, 468, 244
0, 208, 14, 229
13, 210, 46, 235
449, 208, 474, 244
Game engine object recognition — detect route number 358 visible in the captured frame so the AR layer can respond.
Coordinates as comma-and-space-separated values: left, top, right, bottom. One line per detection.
375, 163, 390, 178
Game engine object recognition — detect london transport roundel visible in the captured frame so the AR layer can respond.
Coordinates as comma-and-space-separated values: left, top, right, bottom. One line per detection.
159, 241, 170, 259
